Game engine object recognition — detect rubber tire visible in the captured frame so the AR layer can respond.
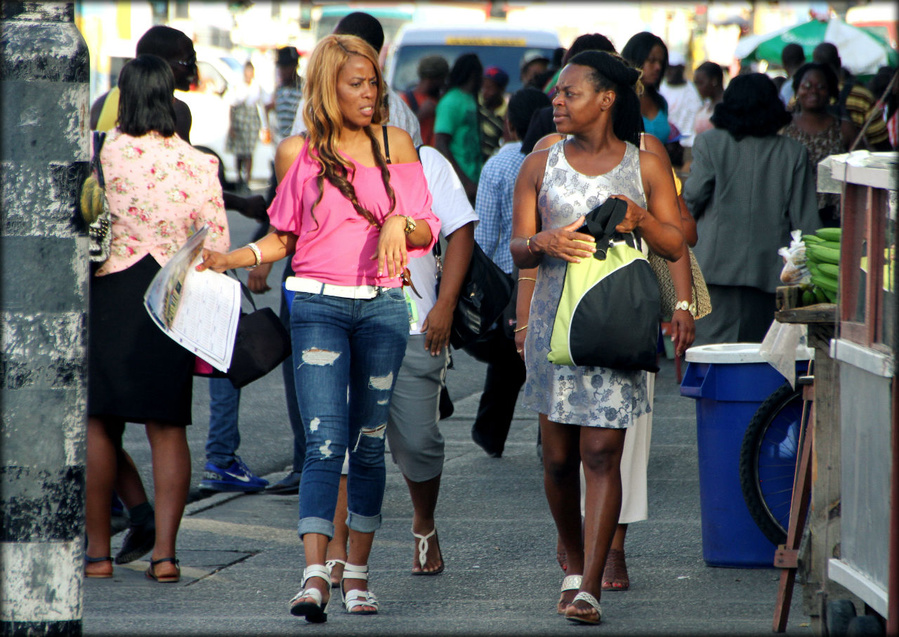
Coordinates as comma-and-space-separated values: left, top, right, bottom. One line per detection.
826, 599, 857, 636
739, 383, 804, 545
846, 615, 884, 636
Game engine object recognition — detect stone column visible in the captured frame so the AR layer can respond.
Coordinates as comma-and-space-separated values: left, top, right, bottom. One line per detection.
1, 2, 90, 634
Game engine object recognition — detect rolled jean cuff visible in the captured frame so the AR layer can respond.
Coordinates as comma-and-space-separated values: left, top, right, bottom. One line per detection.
297, 516, 335, 540
347, 510, 381, 533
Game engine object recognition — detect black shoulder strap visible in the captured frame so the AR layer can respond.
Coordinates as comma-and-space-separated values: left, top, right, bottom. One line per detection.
382, 125, 391, 164
92, 131, 107, 188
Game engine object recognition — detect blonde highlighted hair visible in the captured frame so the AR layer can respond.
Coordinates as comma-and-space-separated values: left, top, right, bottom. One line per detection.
302, 34, 395, 227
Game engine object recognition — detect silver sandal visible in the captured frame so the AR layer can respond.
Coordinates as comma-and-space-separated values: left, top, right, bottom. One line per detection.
557, 574, 583, 614
565, 591, 602, 625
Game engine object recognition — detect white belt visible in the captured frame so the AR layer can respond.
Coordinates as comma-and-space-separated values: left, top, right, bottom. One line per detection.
285, 276, 382, 299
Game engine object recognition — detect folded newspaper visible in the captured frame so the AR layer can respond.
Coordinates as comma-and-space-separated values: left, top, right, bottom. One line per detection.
143, 226, 241, 372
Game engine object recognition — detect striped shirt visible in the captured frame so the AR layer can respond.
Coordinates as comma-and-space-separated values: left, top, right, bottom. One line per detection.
273, 83, 303, 142
838, 80, 888, 146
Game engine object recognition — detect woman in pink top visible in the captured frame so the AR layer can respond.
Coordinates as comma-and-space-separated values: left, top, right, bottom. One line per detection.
198, 34, 439, 623
85, 55, 229, 582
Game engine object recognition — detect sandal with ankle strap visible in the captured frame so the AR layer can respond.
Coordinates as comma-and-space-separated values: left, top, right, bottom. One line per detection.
565, 591, 603, 625
85, 555, 113, 579
341, 563, 379, 615
557, 574, 582, 614
411, 528, 444, 576
289, 564, 330, 623
145, 557, 180, 583
325, 558, 345, 588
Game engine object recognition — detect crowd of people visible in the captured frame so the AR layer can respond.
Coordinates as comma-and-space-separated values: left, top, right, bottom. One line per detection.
83, 10, 896, 627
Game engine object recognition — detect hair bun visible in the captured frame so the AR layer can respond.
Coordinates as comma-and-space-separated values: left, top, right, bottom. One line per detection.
568, 50, 639, 88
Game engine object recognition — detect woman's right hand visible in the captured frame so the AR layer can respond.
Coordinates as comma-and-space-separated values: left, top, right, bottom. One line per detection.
529, 215, 595, 263
196, 249, 230, 273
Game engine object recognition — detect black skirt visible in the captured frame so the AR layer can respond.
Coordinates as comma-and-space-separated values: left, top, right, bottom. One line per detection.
88, 255, 193, 425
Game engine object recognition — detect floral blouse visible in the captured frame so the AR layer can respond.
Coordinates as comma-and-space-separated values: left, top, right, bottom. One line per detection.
96, 130, 229, 276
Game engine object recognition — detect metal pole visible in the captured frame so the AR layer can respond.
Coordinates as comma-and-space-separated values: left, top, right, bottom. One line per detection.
1, 2, 90, 635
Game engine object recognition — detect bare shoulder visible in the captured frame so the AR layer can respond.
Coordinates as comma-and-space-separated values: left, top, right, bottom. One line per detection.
532, 133, 564, 152
638, 146, 667, 174
383, 125, 418, 163
277, 135, 307, 162
275, 135, 307, 180
519, 147, 551, 185
640, 132, 667, 158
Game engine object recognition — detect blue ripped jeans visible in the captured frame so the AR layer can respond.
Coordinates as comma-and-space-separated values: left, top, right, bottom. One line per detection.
290, 286, 409, 539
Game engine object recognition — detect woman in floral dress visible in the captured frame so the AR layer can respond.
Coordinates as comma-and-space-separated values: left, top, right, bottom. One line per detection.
84, 55, 229, 582
511, 51, 685, 625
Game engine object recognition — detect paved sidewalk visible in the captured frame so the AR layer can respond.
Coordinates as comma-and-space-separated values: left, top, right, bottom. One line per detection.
83, 356, 812, 635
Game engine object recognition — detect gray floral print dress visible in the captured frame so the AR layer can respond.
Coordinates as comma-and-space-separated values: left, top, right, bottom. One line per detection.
521, 139, 650, 428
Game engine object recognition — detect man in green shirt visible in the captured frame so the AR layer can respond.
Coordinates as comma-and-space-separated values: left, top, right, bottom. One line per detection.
435, 53, 484, 202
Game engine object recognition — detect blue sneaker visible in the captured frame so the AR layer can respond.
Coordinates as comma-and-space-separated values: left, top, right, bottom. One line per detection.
199, 456, 268, 493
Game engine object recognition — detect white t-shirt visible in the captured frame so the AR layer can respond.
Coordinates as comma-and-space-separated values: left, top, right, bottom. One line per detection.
659, 80, 703, 147
405, 145, 478, 335
290, 87, 422, 146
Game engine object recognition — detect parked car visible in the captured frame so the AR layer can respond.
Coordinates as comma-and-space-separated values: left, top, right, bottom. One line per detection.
176, 50, 275, 188
383, 23, 561, 95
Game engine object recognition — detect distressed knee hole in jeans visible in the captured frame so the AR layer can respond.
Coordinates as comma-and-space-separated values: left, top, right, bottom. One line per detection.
309, 417, 321, 432
318, 438, 335, 458
368, 372, 393, 391
351, 423, 388, 452
361, 423, 387, 438
299, 348, 340, 369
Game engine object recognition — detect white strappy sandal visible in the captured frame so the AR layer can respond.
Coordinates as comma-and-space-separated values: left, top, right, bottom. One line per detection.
565, 591, 603, 625
412, 528, 444, 576
341, 563, 379, 615
557, 574, 583, 614
325, 558, 346, 588
288, 564, 330, 623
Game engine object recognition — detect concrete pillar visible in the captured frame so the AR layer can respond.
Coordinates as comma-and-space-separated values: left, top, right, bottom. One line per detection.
1, 2, 90, 635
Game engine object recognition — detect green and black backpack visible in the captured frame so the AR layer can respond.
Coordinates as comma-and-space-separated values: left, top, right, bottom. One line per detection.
547, 197, 660, 372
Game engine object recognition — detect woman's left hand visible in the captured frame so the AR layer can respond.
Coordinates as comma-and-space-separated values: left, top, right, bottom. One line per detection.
609, 194, 647, 234
422, 300, 453, 356
374, 215, 409, 279
669, 309, 695, 357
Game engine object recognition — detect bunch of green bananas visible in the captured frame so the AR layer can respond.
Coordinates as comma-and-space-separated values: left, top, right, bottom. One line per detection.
801, 227, 841, 304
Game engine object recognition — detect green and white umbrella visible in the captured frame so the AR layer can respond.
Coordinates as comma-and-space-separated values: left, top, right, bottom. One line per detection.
735, 18, 898, 76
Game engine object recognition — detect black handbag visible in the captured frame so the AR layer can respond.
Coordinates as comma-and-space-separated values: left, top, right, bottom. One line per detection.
194, 272, 291, 389
434, 238, 514, 349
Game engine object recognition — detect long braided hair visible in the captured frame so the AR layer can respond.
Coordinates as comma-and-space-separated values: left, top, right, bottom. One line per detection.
301, 34, 396, 228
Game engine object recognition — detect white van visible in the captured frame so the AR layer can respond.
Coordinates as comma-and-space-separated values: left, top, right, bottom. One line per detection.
383, 23, 561, 95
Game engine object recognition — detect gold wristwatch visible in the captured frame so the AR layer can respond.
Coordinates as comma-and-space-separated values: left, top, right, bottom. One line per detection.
403, 215, 417, 235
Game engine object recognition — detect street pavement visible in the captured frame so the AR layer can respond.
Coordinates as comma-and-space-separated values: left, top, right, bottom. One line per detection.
82, 206, 813, 635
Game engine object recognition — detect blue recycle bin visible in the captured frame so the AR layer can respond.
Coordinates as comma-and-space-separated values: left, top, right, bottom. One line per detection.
680, 343, 812, 568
